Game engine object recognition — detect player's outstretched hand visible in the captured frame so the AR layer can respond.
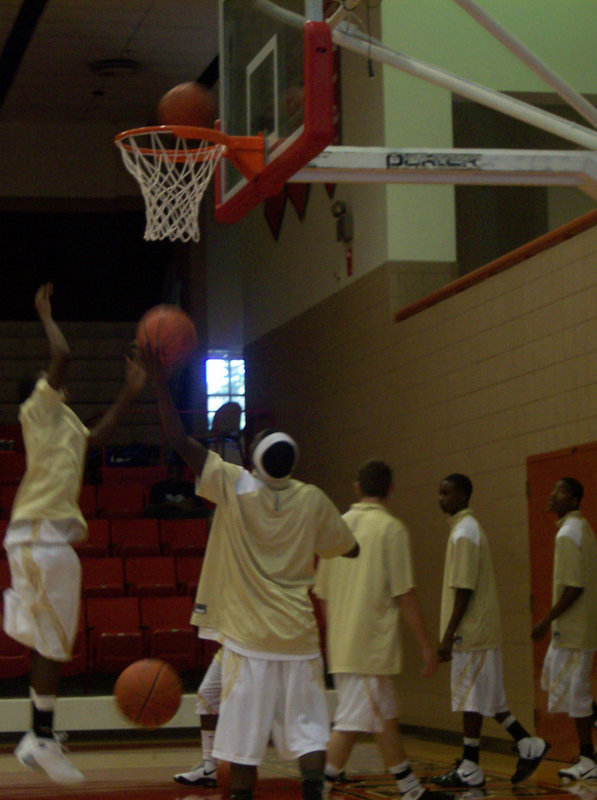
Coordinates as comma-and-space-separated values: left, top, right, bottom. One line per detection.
138, 343, 169, 386
35, 283, 54, 320
124, 352, 147, 396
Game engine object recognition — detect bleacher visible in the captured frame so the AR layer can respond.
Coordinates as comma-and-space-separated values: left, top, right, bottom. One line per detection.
0, 448, 212, 687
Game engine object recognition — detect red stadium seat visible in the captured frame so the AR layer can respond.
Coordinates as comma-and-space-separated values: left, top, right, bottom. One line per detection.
160, 518, 209, 556
97, 482, 145, 518
0, 628, 30, 678
0, 520, 8, 556
0, 452, 26, 484
0, 559, 11, 591
81, 557, 125, 598
0, 424, 23, 451
79, 484, 97, 518
175, 556, 203, 597
200, 639, 221, 672
0, 484, 18, 520
140, 595, 197, 673
111, 519, 160, 557
124, 556, 177, 597
74, 519, 110, 558
85, 596, 143, 673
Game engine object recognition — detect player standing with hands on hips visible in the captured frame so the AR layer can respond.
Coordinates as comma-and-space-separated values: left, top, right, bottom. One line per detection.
142, 343, 359, 800
4, 284, 147, 785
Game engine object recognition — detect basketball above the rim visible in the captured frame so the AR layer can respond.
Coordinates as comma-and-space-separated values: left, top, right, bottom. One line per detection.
156, 81, 217, 127
136, 305, 198, 368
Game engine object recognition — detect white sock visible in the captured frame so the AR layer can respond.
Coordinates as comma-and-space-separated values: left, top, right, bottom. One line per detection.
324, 763, 342, 780
200, 727, 217, 767
30, 687, 56, 711
391, 759, 421, 795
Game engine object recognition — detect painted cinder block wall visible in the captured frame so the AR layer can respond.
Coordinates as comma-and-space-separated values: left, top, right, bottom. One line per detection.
244, 221, 597, 737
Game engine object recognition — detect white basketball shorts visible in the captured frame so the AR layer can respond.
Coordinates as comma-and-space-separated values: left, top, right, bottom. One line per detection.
451, 649, 508, 716
196, 647, 223, 715
332, 673, 399, 733
212, 646, 329, 765
4, 537, 81, 661
541, 641, 595, 718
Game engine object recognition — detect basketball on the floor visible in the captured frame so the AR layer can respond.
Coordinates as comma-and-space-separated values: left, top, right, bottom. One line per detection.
136, 304, 198, 368
114, 659, 182, 728
157, 81, 217, 127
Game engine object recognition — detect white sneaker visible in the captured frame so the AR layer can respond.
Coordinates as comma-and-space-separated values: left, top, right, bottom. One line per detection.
512, 737, 550, 783
518, 736, 547, 760
563, 784, 597, 800
15, 731, 85, 785
431, 759, 485, 788
559, 756, 597, 781
173, 759, 218, 786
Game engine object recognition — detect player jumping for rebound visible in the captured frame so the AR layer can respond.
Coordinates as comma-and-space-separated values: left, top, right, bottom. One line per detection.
4, 284, 146, 784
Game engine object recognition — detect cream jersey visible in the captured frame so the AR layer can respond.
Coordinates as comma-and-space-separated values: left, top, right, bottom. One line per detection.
7, 378, 88, 542
552, 511, 597, 651
440, 508, 502, 651
191, 451, 357, 655
313, 502, 415, 675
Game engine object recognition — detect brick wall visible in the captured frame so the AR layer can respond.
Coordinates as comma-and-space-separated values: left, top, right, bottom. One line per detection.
245, 222, 597, 736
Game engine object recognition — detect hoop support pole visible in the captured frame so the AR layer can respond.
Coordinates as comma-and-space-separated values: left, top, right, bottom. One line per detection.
255, 0, 597, 150
332, 28, 597, 151
291, 147, 597, 199
452, 0, 597, 129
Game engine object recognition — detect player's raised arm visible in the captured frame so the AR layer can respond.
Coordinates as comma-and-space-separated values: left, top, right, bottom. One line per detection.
142, 345, 209, 477
35, 283, 71, 390
87, 353, 147, 450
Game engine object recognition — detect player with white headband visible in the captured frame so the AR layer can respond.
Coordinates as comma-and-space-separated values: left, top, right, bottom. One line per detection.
251, 430, 299, 487
143, 348, 359, 800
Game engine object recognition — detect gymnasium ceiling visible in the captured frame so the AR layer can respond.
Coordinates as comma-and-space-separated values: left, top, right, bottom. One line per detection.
0, 0, 219, 127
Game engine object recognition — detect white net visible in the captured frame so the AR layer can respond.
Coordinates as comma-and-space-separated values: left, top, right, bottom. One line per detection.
115, 129, 226, 243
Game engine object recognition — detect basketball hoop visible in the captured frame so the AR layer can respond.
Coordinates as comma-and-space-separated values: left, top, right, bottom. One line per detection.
114, 126, 264, 243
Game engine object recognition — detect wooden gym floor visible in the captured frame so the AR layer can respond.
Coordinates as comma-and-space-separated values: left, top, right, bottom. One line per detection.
0, 733, 591, 800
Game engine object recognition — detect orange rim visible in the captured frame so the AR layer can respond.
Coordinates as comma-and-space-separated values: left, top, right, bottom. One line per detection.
114, 125, 228, 160
115, 126, 266, 178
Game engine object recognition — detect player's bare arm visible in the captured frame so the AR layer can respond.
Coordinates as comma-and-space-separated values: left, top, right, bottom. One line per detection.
143, 346, 209, 477
87, 354, 147, 450
438, 587, 472, 661
531, 584, 584, 641
35, 283, 71, 390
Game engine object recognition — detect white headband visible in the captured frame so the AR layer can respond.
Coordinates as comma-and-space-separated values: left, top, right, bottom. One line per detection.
253, 432, 299, 488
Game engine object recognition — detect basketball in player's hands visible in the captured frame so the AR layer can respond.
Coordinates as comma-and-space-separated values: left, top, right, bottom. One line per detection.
136, 305, 198, 369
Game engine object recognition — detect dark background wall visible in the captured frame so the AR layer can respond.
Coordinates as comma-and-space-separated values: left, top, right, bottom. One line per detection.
0, 210, 171, 320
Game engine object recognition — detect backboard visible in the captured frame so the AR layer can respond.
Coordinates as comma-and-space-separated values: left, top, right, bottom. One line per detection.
216, 0, 335, 222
